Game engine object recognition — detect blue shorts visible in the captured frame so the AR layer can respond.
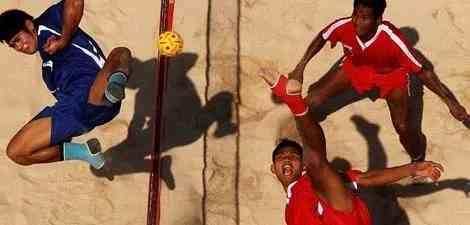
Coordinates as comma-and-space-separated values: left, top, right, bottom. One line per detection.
33, 100, 121, 145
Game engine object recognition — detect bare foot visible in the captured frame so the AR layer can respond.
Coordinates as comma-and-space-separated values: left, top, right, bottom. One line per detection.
258, 66, 278, 86
259, 67, 303, 94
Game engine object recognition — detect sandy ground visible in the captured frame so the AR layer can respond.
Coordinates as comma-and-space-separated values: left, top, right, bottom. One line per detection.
0, 1, 470, 225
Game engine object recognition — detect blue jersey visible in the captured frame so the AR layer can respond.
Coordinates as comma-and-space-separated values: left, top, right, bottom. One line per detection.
34, 1, 105, 101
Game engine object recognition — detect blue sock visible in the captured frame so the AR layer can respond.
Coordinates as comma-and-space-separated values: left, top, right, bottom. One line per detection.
105, 71, 128, 104
62, 142, 105, 169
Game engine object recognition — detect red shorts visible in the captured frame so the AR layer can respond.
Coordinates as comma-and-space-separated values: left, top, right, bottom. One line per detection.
342, 58, 409, 98
318, 195, 371, 225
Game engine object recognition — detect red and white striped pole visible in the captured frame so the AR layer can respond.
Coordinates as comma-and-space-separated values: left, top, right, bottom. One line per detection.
147, 0, 175, 225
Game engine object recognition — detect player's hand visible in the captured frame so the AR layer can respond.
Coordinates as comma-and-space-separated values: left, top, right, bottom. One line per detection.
448, 102, 470, 122
43, 36, 69, 55
412, 161, 444, 182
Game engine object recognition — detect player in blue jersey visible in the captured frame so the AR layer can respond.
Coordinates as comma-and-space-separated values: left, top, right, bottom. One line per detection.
0, 0, 132, 169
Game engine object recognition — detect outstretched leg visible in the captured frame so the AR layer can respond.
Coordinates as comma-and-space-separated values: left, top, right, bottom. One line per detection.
6, 117, 104, 169
260, 71, 354, 211
7, 118, 59, 165
88, 47, 133, 105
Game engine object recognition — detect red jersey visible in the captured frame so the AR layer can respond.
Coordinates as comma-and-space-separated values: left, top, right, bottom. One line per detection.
321, 17, 422, 75
285, 173, 371, 225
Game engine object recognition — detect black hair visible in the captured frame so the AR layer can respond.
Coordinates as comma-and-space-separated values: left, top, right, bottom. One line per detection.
353, 0, 387, 18
0, 9, 34, 43
272, 139, 303, 162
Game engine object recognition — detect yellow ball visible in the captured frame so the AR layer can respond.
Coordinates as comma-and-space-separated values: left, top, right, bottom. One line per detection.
157, 31, 183, 57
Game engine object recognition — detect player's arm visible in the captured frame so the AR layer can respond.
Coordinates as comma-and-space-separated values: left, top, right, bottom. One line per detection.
393, 23, 470, 124
43, 0, 84, 54
289, 33, 327, 83
355, 161, 444, 187
414, 55, 470, 123
295, 113, 353, 211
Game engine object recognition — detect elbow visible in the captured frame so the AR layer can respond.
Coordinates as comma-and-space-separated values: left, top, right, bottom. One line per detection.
422, 66, 433, 75
416, 67, 433, 81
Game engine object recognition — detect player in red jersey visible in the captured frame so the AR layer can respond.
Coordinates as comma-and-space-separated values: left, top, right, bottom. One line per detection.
260, 70, 444, 225
288, 0, 469, 163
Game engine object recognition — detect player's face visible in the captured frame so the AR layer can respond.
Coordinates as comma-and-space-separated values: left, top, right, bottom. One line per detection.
352, 5, 380, 39
8, 21, 37, 55
271, 147, 303, 187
